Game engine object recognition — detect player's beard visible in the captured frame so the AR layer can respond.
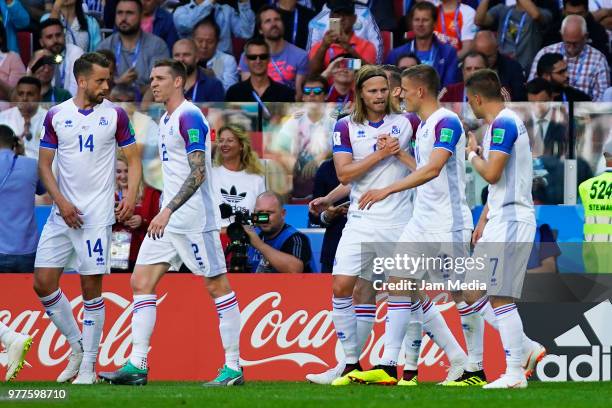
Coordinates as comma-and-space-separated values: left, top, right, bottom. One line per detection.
86, 89, 106, 105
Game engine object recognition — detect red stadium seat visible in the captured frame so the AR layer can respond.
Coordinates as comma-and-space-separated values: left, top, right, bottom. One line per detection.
232, 37, 247, 62
249, 131, 263, 157
381, 31, 393, 61
17, 31, 33, 66
394, 0, 406, 16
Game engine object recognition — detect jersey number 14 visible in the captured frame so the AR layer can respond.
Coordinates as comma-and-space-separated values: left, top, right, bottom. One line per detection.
79, 134, 94, 152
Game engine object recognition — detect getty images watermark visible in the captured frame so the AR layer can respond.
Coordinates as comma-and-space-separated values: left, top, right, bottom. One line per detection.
369, 253, 489, 292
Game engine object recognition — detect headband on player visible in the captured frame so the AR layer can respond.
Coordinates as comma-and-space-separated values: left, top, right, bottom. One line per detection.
356, 72, 387, 89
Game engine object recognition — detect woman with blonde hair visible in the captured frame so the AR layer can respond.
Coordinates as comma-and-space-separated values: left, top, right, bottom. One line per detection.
212, 124, 266, 229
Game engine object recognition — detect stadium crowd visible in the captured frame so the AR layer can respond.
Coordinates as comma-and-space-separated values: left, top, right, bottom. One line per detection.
0, 0, 610, 274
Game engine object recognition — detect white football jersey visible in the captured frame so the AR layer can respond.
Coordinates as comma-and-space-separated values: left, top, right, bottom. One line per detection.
410, 107, 473, 233
158, 100, 220, 233
332, 112, 420, 226
483, 108, 535, 225
40, 99, 135, 227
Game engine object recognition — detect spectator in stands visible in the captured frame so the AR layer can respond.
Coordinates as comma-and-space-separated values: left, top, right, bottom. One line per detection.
172, 39, 225, 102
0, 77, 46, 160
140, 0, 178, 52
589, 0, 612, 41
0, 24, 26, 101
173, 0, 255, 55
435, 0, 477, 58
0, 125, 45, 272
21, 0, 46, 22
320, 54, 355, 106
276, 75, 335, 199
39, 18, 83, 95
308, 0, 377, 75
97, 0, 169, 95
396, 53, 421, 70
536, 52, 592, 101
308, 158, 348, 273
530, 15, 610, 101
193, 18, 238, 92
543, 0, 611, 63
226, 38, 295, 103
28, 49, 72, 103
440, 51, 506, 102
525, 78, 568, 158
239, 5, 308, 100
97, 48, 117, 92
245, 191, 315, 273
111, 153, 161, 272
43, 0, 102, 52
385, 2, 459, 88
475, 0, 552, 72
277, 0, 317, 49
307, 0, 383, 64
474, 30, 527, 101
381, 64, 402, 111
0, 0, 30, 54
212, 124, 266, 229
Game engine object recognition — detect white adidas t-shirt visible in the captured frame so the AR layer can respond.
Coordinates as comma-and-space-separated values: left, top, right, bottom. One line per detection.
212, 165, 266, 228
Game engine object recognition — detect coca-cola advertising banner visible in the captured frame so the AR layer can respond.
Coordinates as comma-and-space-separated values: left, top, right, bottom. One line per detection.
1, 274, 511, 382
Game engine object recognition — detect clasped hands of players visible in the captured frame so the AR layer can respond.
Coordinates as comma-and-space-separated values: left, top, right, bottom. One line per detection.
357, 135, 404, 210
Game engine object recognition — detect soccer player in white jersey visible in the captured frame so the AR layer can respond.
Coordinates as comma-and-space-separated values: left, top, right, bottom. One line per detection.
33, 52, 142, 384
354, 65, 473, 385
459, 69, 545, 389
98, 59, 243, 387
313, 65, 420, 386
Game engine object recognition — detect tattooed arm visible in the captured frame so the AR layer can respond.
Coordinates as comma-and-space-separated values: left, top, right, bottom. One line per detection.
147, 150, 206, 239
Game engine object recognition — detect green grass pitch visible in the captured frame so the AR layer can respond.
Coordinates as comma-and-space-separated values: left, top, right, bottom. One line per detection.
1, 381, 611, 408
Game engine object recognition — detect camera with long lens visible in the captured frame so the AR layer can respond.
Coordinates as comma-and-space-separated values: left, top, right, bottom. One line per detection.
219, 203, 270, 272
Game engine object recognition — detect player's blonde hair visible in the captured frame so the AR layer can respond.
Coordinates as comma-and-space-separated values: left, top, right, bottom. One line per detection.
213, 124, 265, 175
352, 65, 392, 124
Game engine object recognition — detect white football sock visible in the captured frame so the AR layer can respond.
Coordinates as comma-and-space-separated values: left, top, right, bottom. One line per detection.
0, 321, 18, 346
473, 295, 498, 329
332, 296, 358, 364
457, 301, 484, 372
130, 294, 157, 370
494, 303, 525, 378
380, 296, 412, 366
39, 289, 82, 353
215, 291, 241, 372
81, 296, 105, 371
403, 300, 423, 371
421, 297, 466, 364
355, 304, 376, 357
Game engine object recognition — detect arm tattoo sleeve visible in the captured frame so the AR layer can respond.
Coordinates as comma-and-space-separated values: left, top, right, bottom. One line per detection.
166, 150, 206, 212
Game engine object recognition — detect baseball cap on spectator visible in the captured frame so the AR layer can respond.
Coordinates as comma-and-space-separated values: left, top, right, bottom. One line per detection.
328, 0, 355, 15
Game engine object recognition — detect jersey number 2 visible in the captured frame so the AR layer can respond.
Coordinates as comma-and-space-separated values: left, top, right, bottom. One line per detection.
79, 134, 94, 152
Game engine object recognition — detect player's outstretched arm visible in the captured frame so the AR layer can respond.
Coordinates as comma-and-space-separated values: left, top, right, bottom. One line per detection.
38, 148, 83, 228
115, 143, 142, 222
472, 204, 489, 245
147, 150, 206, 239
358, 148, 451, 210
309, 183, 351, 215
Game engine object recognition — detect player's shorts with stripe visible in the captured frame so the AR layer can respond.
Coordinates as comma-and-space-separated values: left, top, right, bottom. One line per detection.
136, 229, 226, 277
34, 222, 112, 275
465, 220, 535, 298
332, 215, 406, 280
390, 222, 472, 284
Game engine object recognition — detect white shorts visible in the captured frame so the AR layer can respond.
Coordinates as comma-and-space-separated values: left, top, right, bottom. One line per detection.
135, 230, 226, 277
392, 222, 472, 283
466, 220, 535, 298
333, 216, 406, 280
34, 222, 112, 275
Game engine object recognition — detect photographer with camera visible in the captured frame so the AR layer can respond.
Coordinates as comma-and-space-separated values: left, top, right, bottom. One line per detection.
225, 191, 315, 273
0, 124, 45, 272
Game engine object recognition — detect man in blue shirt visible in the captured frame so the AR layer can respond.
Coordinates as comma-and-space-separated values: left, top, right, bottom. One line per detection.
385, 1, 459, 88
0, 0, 30, 54
0, 124, 45, 272
172, 38, 225, 102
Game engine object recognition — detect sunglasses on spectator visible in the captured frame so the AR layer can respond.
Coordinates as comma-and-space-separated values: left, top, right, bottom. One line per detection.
246, 54, 269, 61
303, 87, 324, 95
